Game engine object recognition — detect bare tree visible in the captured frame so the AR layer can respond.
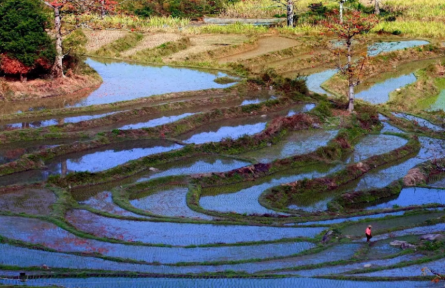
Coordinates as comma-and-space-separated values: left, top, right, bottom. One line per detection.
323, 11, 378, 112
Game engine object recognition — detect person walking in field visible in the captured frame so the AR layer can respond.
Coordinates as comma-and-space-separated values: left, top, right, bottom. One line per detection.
365, 225, 372, 242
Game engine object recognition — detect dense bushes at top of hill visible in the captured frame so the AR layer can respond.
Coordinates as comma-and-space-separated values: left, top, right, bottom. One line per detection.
120, 0, 240, 18
0, 0, 55, 79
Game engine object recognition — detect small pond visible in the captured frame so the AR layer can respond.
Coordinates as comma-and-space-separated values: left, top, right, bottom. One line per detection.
306, 69, 337, 96
130, 186, 214, 220
0, 58, 236, 114
368, 40, 430, 57
75, 58, 237, 107
0, 140, 182, 186
356, 258, 445, 278
365, 187, 445, 210
346, 134, 408, 163
353, 137, 445, 191
279, 254, 421, 276
392, 112, 443, 132
136, 156, 250, 183
0, 277, 431, 288
240, 130, 338, 163
355, 74, 416, 104
118, 112, 195, 130
0, 216, 315, 265
66, 209, 325, 246
200, 168, 336, 215
0, 111, 119, 131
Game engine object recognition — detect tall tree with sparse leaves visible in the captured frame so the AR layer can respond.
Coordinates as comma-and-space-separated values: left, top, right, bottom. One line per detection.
323, 11, 378, 112
41, 0, 117, 78
272, 0, 296, 27
374, 0, 380, 15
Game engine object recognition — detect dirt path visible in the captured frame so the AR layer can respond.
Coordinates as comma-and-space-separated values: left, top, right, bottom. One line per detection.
218, 36, 299, 63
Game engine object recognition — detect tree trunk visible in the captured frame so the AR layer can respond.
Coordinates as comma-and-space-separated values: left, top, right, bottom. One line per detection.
61, 160, 68, 177
348, 84, 354, 112
347, 38, 354, 112
287, 0, 294, 27
101, 0, 106, 19
51, 6, 64, 78
339, 1, 344, 24
375, 0, 380, 15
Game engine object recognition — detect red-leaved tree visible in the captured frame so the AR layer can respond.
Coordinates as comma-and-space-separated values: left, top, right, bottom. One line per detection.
41, 0, 117, 78
323, 11, 378, 112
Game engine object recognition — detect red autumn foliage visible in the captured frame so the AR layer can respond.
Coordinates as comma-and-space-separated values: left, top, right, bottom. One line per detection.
322, 10, 378, 40
0, 54, 32, 75
45, 0, 117, 13
0, 54, 53, 77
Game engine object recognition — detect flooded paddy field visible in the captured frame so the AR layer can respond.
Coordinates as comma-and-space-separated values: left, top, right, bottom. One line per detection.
0, 32, 444, 288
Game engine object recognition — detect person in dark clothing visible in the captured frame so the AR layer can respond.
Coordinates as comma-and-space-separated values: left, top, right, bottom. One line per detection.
365, 225, 372, 242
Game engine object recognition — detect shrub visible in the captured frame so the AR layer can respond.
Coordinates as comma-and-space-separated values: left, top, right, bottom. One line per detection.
0, 0, 55, 77
312, 100, 333, 118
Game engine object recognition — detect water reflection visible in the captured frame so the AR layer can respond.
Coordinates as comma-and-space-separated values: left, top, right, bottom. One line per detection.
0, 58, 237, 115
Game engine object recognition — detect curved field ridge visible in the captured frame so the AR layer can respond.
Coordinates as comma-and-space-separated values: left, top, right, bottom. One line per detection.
66, 209, 325, 245
0, 217, 316, 264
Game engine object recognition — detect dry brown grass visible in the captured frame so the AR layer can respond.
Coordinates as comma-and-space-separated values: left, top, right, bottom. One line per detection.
0, 74, 101, 101
218, 36, 299, 63
121, 33, 182, 57
83, 30, 129, 53
164, 34, 249, 62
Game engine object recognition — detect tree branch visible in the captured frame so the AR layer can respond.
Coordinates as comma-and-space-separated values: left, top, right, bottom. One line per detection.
42, 1, 54, 9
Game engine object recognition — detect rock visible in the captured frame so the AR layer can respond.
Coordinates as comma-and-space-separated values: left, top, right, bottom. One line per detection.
403, 168, 427, 186
149, 167, 160, 172
390, 240, 416, 250
356, 162, 368, 172
363, 264, 372, 268
420, 234, 445, 241
390, 240, 408, 247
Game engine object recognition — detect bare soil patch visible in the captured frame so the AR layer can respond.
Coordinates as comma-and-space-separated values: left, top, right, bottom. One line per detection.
84, 30, 129, 53
165, 34, 248, 62
218, 36, 299, 63
121, 33, 182, 57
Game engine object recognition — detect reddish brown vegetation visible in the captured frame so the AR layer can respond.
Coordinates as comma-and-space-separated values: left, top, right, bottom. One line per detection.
0, 54, 32, 76
0, 54, 53, 80
403, 168, 427, 186
0, 73, 101, 101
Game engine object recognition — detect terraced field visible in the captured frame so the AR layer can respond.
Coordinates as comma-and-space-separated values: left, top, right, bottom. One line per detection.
0, 31, 444, 288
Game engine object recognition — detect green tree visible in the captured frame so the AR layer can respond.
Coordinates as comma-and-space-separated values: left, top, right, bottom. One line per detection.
0, 0, 55, 77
